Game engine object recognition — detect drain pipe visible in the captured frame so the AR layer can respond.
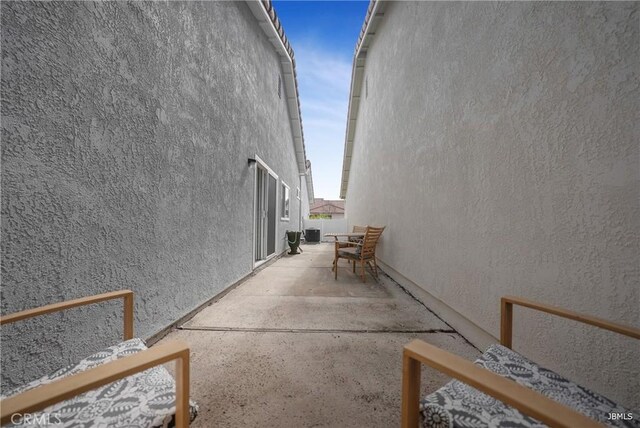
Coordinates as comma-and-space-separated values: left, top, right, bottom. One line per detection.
298, 172, 307, 233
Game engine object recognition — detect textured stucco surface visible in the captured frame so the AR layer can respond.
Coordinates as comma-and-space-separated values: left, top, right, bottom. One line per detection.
1, 1, 305, 390
345, 2, 639, 409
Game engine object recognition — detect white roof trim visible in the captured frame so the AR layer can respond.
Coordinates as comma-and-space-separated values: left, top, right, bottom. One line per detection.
339, 0, 386, 199
245, 0, 314, 203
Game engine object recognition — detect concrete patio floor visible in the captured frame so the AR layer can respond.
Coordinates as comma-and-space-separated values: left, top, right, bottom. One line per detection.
158, 243, 480, 427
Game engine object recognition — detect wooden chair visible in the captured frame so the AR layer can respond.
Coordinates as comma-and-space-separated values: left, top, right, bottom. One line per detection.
336, 225, 368, 265
333, 225, 385, 282
0, 291, 196, 427
349, 225, 368, 241
402, 296, 640, 427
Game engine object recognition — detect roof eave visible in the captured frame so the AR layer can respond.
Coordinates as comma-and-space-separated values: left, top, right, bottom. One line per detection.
245, 0, 314, 203
339, 0, 386, 199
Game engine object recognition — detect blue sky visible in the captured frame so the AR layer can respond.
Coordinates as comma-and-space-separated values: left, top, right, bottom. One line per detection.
273, 1, 369, 200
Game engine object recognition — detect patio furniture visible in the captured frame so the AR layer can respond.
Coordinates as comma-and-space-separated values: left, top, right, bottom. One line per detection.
333, 225, 385, 282
326, 230, 367, 271
402, 296, 640, 428
0, 290, 198, 427
346, 225, 368, 243
331, 225, 367, 265
324, 231, 367, 242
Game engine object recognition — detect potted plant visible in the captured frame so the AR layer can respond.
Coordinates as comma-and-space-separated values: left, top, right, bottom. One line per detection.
286, 230, 302, 255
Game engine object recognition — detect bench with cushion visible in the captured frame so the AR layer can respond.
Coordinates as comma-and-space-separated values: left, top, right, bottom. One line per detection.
402, 296, 640, 427
0, 290, 198, 427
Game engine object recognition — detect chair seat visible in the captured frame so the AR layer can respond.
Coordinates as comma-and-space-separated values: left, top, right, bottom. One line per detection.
2, 338, 199, 428
338, 246, 360, 258
420, 344, 637, 427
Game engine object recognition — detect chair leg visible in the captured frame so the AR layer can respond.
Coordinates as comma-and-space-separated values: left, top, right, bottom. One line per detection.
334, 248, 338, 280
352, 260, 356, 273
373, 258, 378, 277
361, 261, 366, 283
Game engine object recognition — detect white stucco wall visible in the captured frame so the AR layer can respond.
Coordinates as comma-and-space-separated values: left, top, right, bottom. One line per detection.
345, 2, 639, 409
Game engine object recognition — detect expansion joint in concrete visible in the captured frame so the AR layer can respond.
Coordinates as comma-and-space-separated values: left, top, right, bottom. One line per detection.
177, 326, 457, 334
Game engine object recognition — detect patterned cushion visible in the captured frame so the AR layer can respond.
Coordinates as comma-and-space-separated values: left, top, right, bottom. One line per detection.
421, 344, 639, 428
338, 243, 363, 258
2, 338, 198, 428
353, 239, 363, 256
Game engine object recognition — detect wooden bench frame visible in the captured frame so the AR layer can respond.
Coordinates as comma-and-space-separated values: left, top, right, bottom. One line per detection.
402, 295, 640, 428
0, 290, 191, 427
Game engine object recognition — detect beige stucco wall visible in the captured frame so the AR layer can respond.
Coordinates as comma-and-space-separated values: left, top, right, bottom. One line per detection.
345, 2, 639, 409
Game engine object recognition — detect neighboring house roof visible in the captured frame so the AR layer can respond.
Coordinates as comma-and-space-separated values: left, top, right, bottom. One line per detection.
245, 0, 314, 203
339, 0, 386, 199
310, 199, 345, 215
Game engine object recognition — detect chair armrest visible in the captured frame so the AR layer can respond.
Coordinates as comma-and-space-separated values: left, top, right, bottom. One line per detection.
401, 339, 601, 428
500, 296, 640, 348
0, 290, 134, 340
334, 240, 360, 248
0, 340, 191, 427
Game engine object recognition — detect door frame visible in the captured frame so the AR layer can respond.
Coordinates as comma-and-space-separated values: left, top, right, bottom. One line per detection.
252, 155, 279, 269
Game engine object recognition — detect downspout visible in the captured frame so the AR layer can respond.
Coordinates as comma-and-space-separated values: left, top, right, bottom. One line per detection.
299, 173, 305, 232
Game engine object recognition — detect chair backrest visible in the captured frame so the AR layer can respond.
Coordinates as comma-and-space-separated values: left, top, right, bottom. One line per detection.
352, 225, 367, 234
360, 226, 385, 260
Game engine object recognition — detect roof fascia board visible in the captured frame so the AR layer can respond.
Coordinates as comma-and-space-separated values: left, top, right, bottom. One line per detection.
245, 0, 314, 203
339, 1, 386, 199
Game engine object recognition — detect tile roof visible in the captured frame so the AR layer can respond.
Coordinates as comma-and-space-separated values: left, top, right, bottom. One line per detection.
310, 199, 345, 215
247, 0, 314, 202
260, 0, 295, 60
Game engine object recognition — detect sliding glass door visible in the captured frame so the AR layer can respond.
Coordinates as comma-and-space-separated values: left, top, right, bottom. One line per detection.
254, 158, 277, 265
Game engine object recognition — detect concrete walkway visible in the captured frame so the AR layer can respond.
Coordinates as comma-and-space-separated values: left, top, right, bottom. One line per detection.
159, 243, 479, 427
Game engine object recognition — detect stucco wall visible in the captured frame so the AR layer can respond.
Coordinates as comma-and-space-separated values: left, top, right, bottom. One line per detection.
1, 1, 306, 390
346, 2, 639, 409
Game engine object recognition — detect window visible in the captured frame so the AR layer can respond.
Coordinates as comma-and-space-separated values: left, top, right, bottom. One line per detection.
280, 181, 290, 220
